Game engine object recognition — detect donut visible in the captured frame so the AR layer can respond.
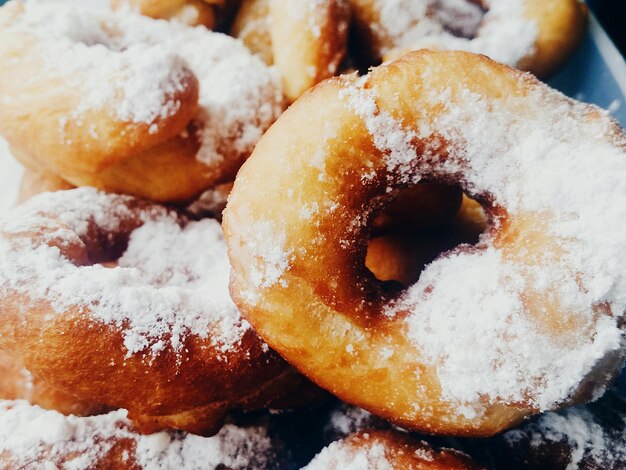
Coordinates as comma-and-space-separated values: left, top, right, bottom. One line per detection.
0, 187, 323, 434
231, 0, 350, 102
110, 0, 222, 27
350, 0, 587, 77
304, 430, 484, 469
0, 1, 283, 202
18, 169, 74, 204
224, 50, 626, 436
0, 400, 283, 469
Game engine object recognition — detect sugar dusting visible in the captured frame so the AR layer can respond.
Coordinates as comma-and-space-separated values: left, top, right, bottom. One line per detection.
284, 0, 341, 39
0, 188, 250, 358
229, 205, 293, 305
503, 402, 626, 469
139, 19, 283, 166
374, 0, 536, 67
325, 405, 381, 440
245, 221, 292, 296
0, 400, 276, 470
9, 1, 284, 164
304, 434, 393, 470
340, 64, 626, 416
7, 1, 192, 127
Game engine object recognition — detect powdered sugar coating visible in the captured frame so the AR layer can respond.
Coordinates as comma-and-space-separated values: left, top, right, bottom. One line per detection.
8, 1, 284, 164
0, 400, 277, 470
5, 0, 192, 128
506, 410, 608, 470
327, 406, 380, 438
502, 392, 626, 470
374, 0, 536, 67
338, 64, 626, 417
0, 188, 250, 358
283, 0, 339, 39
143, 19, 283, 166
235, 219, 294, 305
304, 436, 393, 470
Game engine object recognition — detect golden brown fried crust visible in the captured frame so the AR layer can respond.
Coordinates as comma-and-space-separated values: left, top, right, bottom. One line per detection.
231, 0, 274, 64
232, 0, 350, 102
518, 0, 588, 77
0, 284, 287, 435
0, 349, 110, 416
308, 430, 485, 469
269, 0, 350, 102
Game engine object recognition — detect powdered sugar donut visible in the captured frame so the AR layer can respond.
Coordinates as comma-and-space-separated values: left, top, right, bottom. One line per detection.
351, 0, 587, 77
0, 188, 321, 434
0, 1, 283, 202
304, 430, 483, 469
224, 50, 626, 436
0, 400, 283, 469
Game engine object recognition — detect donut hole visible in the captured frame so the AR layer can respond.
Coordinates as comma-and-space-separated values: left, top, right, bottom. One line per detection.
84, 217, 226, 290
82, 225, 134, 266
348, 0, 486, 70
366, 185, 487, 287
428, 0, 486, 39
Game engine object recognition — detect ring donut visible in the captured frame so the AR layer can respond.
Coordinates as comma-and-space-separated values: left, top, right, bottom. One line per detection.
305, 430, 484, 469
350, 0, 587, 77
0, 188, 322, 434
0, 2, 283, 202
0, 400, 283, 469
224, 50, 626, 436
231, 0, 349, 102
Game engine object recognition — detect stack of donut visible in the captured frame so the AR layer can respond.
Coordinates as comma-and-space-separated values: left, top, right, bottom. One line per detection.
1, 0, 626, 468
